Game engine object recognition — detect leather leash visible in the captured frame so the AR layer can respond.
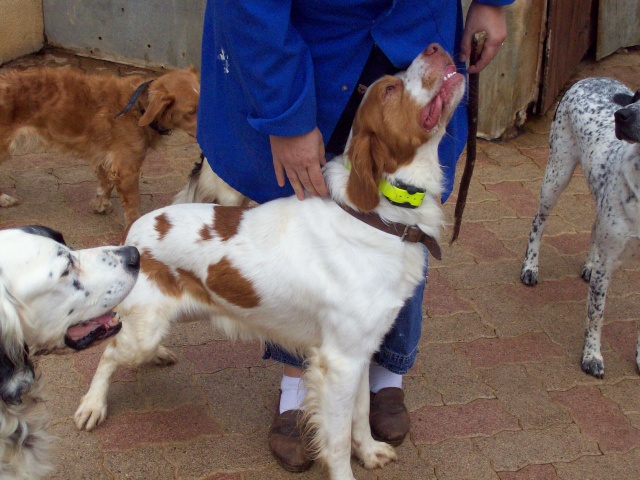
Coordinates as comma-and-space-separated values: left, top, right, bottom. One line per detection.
340, 204, 442, 261
450, 31, 487, 244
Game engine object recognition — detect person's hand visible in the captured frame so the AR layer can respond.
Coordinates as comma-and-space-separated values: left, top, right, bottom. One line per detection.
270, 127, 328, 200
460, 1, 508, 74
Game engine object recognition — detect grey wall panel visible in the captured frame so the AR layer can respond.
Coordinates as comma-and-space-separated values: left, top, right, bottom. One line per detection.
43, 0, 206, 69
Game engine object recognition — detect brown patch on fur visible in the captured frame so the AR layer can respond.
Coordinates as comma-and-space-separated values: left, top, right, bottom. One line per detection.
140, 250, 214, 305
346, 76, 430, 212
140, 249, 181, 297
154, 213, 172, 241
176, 268, 214, 305
206, 257, 260, 308
199, 224, 213, 241
0, 66, 200, 230
213, 206, 248, 241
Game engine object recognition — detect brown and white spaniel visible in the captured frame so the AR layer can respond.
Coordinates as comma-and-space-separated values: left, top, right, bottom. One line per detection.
0, 65, 200, 230
74, 44, 465, 480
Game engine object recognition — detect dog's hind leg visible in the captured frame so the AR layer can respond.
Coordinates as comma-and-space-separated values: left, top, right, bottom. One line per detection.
0, 145, 20, 207
91, 163, 115, 215
350, 364, 396, 469
521, 121, 581, 286
111, 155, 143, 229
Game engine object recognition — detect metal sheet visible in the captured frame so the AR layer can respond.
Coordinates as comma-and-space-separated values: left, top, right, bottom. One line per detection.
43, 0, 205, 69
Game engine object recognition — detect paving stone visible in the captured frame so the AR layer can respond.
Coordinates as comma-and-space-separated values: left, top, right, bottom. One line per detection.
551, 385, 640, 453
411, 399, 518, 444
419, 438, 500, 480
474, 162, 543, 185
103, 444, 175, 480
439, 259, 526, 290
95, 404, 223, 450
167, 320, 225, 346
182, 340, 272, 373
485, 182, 540, 218
498, 464, 560, 480
475, 424, 599, 471
455, 333, 564, 368
424, 268, 474, 316
519, 146, 550, 170
600, 379, 640, 415
48, 420, 113, 480
463, 284, 541, 337
480, 364, 570, 429
553, 450, 640, 480
483, 217, 537, 241
525, 356, 602, 392
603, 320, 637, 366
415, 343, 494, 404
505, 276, 588, 308
543, 232, 590, 255
196, 366, 280, 434
423, 311, 495, 344
454, 200, 518, 224
402, 373, 443, 412
165, 434, 273, 478
139, 349, 209, 410
454, 221, 517, 262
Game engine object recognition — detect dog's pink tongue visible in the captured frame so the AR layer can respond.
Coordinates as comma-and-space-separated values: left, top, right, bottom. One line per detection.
66, 312, 118, 341
422, 94, 444, 131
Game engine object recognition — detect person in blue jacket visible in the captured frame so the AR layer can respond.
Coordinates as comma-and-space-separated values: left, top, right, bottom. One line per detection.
197, 0, 512, 472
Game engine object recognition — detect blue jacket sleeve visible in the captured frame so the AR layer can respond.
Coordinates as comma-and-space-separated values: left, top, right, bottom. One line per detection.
475, 0, 515, 5
219, 0, 317, 137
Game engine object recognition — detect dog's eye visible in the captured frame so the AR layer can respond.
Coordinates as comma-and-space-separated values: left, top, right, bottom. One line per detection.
385, 85, 396, 93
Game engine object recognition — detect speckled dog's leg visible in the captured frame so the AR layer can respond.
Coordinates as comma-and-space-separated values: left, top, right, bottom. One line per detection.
521, 111, 581, 286
581, 231, 625, 378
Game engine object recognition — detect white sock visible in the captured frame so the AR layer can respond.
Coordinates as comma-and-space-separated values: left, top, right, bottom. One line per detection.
279, 375, 307, 414
369, 363, 403, 393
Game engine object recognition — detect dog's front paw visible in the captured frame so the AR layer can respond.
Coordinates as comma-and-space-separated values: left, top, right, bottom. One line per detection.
0, 193, 21, 208
581, 353, 605, 379
355, 439, 397, 470
520, 265, 538, 286
74, 396, 108, 431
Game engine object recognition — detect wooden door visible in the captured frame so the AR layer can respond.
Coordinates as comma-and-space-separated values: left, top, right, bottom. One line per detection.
538, 0, 597, 114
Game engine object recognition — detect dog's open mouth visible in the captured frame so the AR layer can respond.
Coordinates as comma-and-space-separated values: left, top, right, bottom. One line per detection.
421, 65, 461, 131
64, 311, 122, 350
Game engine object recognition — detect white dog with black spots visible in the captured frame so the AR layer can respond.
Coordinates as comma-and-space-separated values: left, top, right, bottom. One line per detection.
521, 77, 640, 379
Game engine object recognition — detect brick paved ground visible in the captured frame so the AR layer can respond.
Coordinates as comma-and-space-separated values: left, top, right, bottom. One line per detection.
1, 47, 639, 479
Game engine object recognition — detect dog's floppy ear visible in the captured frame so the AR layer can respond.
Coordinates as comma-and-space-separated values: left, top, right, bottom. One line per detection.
139, 86, 174, 127
633, 89, 640, 103
0, 279, 34, 405
346, 128, 384, 212
18, 225, 66, 246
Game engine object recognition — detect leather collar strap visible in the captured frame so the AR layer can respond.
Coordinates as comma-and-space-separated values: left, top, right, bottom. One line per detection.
340, 204, 442, 260
114, 80, 153, 119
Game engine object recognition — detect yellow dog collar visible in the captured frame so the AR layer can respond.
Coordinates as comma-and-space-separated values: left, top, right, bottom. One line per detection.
344, 159, 426, 208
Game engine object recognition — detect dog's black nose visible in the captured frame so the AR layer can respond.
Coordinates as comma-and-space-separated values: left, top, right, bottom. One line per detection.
120, 246, 140, 272
615, 108, 632, 124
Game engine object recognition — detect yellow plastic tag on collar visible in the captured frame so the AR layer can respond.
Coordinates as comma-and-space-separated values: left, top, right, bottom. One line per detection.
344, 159, 425, 207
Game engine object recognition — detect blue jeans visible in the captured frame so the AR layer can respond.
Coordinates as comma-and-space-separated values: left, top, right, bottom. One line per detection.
263, 251, 428, 375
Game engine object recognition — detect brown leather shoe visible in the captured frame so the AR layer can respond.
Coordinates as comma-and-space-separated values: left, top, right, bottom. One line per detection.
369, 387, 411, 447
268, 408, 313, 472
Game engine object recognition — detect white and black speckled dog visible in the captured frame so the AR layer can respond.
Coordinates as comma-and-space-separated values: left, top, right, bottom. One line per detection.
521, 77, 640, 379
0, 226, 139, 479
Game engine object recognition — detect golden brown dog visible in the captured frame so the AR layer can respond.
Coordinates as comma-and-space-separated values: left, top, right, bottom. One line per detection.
0, 66, 200, 229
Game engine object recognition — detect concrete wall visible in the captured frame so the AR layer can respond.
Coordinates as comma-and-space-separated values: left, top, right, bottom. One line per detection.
43, 0, 205, 69
0, 0, 44, 65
